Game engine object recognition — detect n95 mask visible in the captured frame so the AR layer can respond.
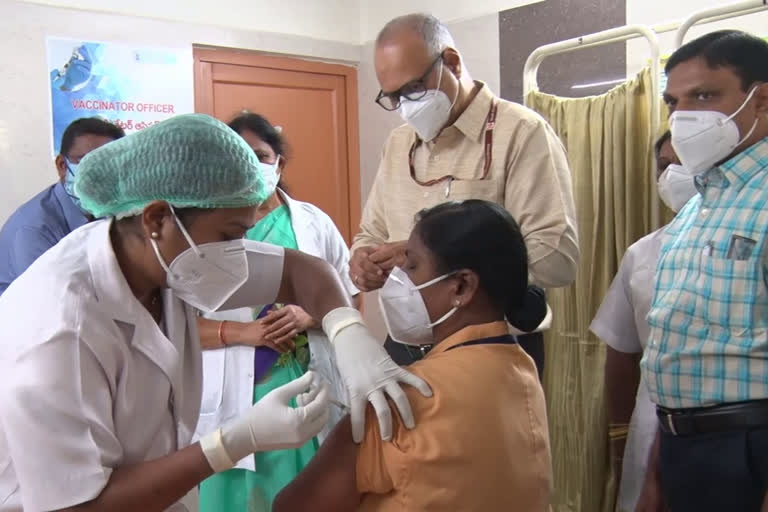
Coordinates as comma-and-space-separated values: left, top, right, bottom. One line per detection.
669, 85, 759, 175
151, 207, 248, 312
398, 64, 459, 142
657, 164, 698, 212
378, 266, 457, 346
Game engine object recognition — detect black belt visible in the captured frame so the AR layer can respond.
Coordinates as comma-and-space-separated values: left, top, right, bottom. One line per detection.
656, 399, 768, 436
403, 334, 517, 360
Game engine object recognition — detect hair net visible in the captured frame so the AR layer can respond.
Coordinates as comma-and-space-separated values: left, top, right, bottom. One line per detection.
75, 113, 267, 218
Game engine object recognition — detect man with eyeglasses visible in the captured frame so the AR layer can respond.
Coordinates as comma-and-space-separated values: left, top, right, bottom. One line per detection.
349, 13, 579, 373
0, 117, 124, 295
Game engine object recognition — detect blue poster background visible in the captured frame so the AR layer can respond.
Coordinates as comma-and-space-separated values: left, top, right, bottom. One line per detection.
47, 38, 193, 155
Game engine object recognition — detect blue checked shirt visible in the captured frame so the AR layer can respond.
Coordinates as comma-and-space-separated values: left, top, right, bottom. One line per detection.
642, 137, 768, 409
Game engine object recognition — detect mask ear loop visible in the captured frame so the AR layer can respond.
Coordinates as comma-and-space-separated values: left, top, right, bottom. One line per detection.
720, 85, 761, 145
433, 56, 459, 111
149, 204, 200, 280
150, 237, 175, 278
413, 270, 456, 291
168, 204, 202, 257
427, 305, 458, 328
414, 271, 460, 328
724, 84, 760, 123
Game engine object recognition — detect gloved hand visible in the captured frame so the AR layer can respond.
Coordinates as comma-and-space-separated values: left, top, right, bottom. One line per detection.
200, 371, 329, 472
322, 307, 432, 443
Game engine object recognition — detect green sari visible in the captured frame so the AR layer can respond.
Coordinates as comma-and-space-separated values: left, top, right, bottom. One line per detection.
199, 204, 319, 512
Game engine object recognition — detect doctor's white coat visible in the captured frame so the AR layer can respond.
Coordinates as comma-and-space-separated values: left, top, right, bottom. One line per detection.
0, 219, 285, 511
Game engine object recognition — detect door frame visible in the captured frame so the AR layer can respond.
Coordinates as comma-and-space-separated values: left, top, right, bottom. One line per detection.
193, 46, 362, 241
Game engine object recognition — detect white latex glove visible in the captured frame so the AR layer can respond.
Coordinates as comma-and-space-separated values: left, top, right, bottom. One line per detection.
322, 307, 432, 443
200, 371, 329, 472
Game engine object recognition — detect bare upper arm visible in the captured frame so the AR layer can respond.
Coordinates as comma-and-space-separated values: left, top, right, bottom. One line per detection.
273, 416, 361, 512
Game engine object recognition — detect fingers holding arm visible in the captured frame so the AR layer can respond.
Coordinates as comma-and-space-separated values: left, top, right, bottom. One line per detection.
322, 308, 432, 444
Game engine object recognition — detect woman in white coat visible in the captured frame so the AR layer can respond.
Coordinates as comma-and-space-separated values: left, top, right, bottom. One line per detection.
195, 113, 359, 511
0, 114, 429, 512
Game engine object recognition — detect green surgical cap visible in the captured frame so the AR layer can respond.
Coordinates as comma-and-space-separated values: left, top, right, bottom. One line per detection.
75, 113, 267, 218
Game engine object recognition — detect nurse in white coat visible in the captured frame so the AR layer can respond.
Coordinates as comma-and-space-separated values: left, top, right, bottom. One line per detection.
0, 114, 430, 512
589, 131, 695, 512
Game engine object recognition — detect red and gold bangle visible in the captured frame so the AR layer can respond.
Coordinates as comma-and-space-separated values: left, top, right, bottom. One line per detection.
218, 320, 228, 347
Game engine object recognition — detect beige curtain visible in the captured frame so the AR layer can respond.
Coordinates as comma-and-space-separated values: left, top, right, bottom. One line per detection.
526, 67, 670, 512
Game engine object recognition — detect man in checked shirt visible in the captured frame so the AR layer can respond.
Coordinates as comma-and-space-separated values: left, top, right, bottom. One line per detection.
637, 30, 768, 512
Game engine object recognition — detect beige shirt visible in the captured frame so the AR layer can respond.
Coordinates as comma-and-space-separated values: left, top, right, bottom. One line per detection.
356, 322, 553, 511
353, 81, 579, 288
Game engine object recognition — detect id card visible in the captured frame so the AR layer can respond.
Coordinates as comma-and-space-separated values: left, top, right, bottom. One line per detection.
726, 235, 757, 261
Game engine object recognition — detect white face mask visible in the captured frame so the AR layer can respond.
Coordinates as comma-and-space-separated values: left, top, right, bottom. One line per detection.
398, 63, 459, 142
669, 85, 760, 175
150, 207, 248, 312
260, 155, 281, 197
657, 164, 698, 212
378, 266, 457, 346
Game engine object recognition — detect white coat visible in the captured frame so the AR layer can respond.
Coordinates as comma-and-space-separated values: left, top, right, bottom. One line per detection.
194, 190, 357, 471
0, 219, 285, 512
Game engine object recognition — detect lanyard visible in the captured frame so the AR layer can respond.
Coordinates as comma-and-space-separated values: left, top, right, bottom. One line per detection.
408, 100, 498, 196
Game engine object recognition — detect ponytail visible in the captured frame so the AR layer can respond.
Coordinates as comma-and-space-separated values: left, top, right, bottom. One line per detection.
506, 285, 547, 333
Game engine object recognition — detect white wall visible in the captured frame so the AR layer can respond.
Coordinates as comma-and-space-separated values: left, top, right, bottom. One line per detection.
626, 0, 768, 77
0, 0, 360, 224
18, 0, 540, 45
360, 0, 540, 43
356, 12, 501, 204
16, 0, 362, 45
356, 13, 501, 337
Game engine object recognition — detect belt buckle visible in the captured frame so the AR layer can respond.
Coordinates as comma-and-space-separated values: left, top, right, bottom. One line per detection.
665, 413, 679, 436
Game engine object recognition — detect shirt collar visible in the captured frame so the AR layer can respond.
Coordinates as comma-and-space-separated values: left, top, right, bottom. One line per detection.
87, 218, 142, 324
53, 181, 88, 232
452, 81, 495, 142
711, 136, 768, 189
427, 321, 510, 357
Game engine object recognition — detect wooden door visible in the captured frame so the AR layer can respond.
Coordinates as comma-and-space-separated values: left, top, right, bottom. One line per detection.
193, 48, 361, 244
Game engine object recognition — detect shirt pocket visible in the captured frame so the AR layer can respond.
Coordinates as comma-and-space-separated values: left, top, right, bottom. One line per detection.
445, 178, 501, 203
700, 256, 757, 329
199, 348, 226, 415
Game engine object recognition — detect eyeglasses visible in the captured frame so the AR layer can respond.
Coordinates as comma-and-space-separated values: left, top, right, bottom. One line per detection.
375, 54, 443, 111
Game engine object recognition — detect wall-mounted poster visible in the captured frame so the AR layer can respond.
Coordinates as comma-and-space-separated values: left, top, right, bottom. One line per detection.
46, 38, 193, 155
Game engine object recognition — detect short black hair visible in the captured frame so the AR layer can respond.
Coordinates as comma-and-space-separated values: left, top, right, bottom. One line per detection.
60, 117, 125, 158
228, 112, 288, 192
415, 200, 546, 332
228, 113, 286, 157
665, 30, 768, 91
654, 130, 671, 159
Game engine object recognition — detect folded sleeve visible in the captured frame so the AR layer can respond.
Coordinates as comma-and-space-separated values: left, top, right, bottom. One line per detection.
504, 118, 579, 288
356, 405, 397, 494
589, 252, 643, 353
352, 140, 393, 253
